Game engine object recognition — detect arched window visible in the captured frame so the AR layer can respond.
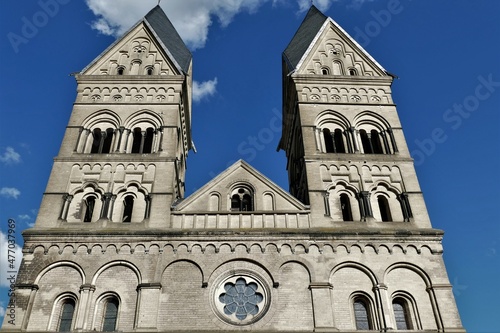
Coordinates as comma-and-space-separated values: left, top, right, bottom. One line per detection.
131, 127, 154, 153
393, 298, 412, 330
58, 299, 75, 332
122, 195, 134, 223
91, 128, 114, 154
353, 298, 372, 330
360, 129, 384, 154
323, 129, 335, 153
117, 67, 124, 75
83, 196, 96, 223
321, 67, 330, 75
146, 67, 154, 75
378, 195, 392, 222
349, 68, 358, 76
340, 193, 353, 221
102, 298, 119, 332
230, 186, 253, 211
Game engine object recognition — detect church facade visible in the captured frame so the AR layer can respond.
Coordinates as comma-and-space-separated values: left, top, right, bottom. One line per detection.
2, 6, 464, 333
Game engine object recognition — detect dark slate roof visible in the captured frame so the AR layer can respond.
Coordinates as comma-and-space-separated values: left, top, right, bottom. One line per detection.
144, 5, 192, 73
283, 5, 328, 72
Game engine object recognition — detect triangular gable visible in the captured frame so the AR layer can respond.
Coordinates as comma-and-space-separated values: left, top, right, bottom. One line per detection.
284, 6, 388, 77
174, 160, 308, 212
81, 6, 191, 75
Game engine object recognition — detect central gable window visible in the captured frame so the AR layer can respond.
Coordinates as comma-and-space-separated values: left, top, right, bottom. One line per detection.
230, 185, 254, 211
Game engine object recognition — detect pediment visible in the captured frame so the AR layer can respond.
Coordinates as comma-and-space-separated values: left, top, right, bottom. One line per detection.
174, 160, 308, 213
296, 19, 387, 77
81, 23, 179, 76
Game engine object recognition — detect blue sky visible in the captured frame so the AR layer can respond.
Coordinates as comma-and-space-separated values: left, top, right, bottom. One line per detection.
1, 0, 499, 331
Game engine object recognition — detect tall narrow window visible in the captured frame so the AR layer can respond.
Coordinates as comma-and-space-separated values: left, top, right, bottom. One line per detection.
360, 129, 372, 154
231, 194, 241, 211
393, 298, 412, 330
321, 67, 330, 75
117, 67, 124, 75
333, 129, 346, 153
378, 195, 392, 222
122, 195, 134, 222
58, 300, 75, 332
370, 130, 384, 154
83, 196, 96, 222
349, 68, 358, 76
340, 194, 353, 221
323, 129, 334, 153
101, 128, 114, 153
142, 127, 154, 153
354, 298, 372, 330
91, 129, 103, 154
131, 128, 143, 153
102, 299, 118, 332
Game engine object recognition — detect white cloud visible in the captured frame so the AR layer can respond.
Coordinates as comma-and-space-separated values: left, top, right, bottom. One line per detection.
17, 214, 31, 220
0, 231, 23, 287
193, 78, 218, 102
0, 188, 21, 199
85, 0, 271, 49
0, 147, 21, 165
84, 1, 373, 49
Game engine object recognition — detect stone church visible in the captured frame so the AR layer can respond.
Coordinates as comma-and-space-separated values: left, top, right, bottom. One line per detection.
2, 5, 464, 333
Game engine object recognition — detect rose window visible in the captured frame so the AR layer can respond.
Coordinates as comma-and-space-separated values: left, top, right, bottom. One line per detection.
213, 275, 269, 325
219, 278, 263, 320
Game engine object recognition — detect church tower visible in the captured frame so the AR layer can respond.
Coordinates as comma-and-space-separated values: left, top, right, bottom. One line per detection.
2, 5, 464, 333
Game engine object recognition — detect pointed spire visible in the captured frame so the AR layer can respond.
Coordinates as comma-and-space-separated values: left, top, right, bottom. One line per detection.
283, 5, 327, 72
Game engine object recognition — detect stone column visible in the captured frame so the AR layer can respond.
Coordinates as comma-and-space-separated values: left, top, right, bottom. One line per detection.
387, 128, 398, 153
373, 283, 391, 330
309, 282, 336, 331
349, 127, 360, 152
114, 127, 124, 152
74, 127, 84, 152
323, 191, 330, 217
75, 284, 95, 331
357, 191, 372, 221
59, 194, 73, 220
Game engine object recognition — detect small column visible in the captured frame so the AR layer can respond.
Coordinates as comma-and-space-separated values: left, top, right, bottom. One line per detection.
144, 195, 152, 219
314, 127, 321, 151
344, 129, 353, 153
158, 127, 164, 152
109, 195, 117, 222
380, 130, 391, 154
114, 127, 124, 152
357, 191, 373, 221
78, 129, 91, 153
75, 284, 95, 331
426, 286, 445, 332
16, 284, 39, 331
323, 191, 330, 217
309, 282, 336, 331
59, 194, 73, 220
373, 283, 390, 331
100, 193, 113, 219
387, 128, 398, 152
135, 283, 162, 330
397, 193, 413, 221
74, 127, 84, 152
121, 129, 131, 153
349, 127, 360, 152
